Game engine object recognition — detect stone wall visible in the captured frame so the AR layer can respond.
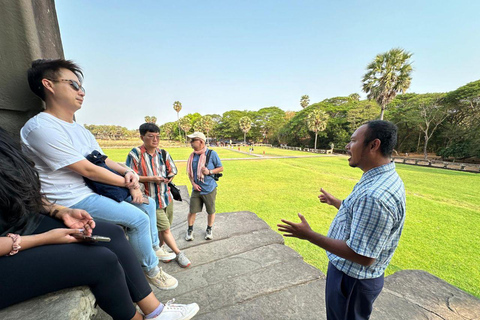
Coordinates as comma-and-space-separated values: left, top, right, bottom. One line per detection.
0, 0, 64, 138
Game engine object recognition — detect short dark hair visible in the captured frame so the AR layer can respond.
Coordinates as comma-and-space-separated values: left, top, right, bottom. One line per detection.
139, 123, 160, 136
27, 59, 83, 101
363, 120, 398, 157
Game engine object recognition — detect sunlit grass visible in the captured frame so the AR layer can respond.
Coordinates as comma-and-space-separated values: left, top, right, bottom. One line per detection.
104, 147, 480, 297
236, 145, 320, 157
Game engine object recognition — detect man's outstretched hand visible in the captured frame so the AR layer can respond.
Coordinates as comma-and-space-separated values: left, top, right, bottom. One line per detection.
318, 188, 342, 209
277, 213, 313, 240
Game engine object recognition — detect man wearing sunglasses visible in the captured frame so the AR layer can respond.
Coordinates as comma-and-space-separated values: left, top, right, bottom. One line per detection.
185, 132, 223, 241
20, 59, 180, 291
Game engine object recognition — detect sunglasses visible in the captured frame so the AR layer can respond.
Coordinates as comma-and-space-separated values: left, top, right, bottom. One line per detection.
48, 78, 85, 93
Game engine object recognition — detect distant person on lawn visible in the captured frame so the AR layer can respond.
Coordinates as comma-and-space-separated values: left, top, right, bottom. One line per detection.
126, 123, 191, 268
185, 132, 223, 241
278, 120, 406, 320
20, 59, 179, 291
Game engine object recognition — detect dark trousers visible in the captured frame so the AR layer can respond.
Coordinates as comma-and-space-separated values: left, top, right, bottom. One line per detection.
0, 216, 152, 320
325, 262, 384, 320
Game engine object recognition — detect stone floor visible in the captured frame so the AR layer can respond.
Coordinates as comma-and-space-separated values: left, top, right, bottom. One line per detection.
96, 185, 480, 320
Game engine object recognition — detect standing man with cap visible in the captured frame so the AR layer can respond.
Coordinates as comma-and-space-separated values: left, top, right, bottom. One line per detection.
278, 120, 406, 320
185, 132, 223, 241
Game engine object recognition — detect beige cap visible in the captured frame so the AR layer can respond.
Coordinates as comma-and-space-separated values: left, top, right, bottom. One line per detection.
187, 132, 206, 142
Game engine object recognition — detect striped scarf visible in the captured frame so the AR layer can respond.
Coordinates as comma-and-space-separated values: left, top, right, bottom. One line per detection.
187, 146, 207, 182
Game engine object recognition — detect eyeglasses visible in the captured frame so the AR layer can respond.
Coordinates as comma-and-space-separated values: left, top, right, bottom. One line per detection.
145, 134, 160, 140
48, 79, 85, 93
190, 139, 201, 143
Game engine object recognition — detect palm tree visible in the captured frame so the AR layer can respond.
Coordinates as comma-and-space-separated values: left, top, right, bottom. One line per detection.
163, 123, 174, 140
239, 116, 252, 144
173, 101, 183, 141
300, 95, 310, 109
202, 116, 214, 140
362, 48, 413, 120
179, 116, 192, 141
306, 110, 329, 150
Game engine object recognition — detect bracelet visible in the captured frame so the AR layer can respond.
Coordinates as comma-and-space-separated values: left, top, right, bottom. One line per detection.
6, 233, 21, 256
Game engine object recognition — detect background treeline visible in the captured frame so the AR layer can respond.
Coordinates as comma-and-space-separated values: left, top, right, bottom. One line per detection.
85, 79, 479, 161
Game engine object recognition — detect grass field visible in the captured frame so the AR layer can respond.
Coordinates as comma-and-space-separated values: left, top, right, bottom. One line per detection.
104, 147, 480, 298
235, 146, 318, 157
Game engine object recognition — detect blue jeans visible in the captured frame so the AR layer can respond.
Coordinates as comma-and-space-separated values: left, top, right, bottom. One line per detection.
71, 194, 159, 272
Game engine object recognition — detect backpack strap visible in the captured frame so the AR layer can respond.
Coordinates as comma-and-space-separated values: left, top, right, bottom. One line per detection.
205, 149, 212, 167
160, 148, 167, 163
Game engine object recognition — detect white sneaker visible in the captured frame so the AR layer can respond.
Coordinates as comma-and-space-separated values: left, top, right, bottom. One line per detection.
156, 245, 176, 262
205, 228, 213, 240
176, 251, 191, 268
185, 229, 194, 241
152, 299, 199, 320
146, 268, 178, 290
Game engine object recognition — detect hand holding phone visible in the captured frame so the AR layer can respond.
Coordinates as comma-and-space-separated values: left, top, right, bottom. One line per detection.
73, 234, 111, 242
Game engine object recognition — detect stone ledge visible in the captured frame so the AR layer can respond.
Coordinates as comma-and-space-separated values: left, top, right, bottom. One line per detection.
3, 185, 479, 320
0, 286, 96, 320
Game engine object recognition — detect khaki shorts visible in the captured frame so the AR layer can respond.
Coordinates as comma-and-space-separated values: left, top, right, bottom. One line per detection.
156, 201, 174, 232
190, 188, 217, 215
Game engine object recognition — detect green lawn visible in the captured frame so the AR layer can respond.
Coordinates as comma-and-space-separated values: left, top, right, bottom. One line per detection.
104, 147, 480, 298
236, 145, 320, 157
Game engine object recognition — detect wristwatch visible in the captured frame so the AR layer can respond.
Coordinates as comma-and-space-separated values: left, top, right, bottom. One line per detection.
209, 170, 212, 175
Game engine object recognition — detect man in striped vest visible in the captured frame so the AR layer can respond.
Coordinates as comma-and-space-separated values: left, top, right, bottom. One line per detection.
126, 123, 191, 268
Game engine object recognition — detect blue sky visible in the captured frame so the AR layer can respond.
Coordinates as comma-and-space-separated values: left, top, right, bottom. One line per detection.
55, 0, 480, 129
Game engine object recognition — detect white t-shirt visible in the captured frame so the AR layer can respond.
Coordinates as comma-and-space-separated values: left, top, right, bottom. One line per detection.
20, 112, 101, 207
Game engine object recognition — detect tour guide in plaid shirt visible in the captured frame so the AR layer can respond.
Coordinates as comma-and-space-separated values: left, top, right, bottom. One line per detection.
278, 120, 406, 320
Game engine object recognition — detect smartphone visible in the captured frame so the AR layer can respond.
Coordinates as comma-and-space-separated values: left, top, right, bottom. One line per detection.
142, 196, 150, 204
74, 234, 111, 242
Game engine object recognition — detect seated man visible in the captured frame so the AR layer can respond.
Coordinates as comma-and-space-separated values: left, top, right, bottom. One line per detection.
20, 59, 177, 290
126, 123, 191, 268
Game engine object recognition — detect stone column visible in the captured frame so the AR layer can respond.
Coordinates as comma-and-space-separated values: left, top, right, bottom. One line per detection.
0, 0, 64, 138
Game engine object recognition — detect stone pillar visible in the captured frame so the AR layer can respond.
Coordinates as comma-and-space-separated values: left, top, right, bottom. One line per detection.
0, 0, 64, 138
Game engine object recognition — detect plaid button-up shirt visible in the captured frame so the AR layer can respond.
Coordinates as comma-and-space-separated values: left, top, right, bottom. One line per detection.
327, 162, 406, 279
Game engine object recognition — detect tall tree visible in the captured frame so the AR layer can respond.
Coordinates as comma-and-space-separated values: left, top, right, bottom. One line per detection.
201, 116, 214, 139
255, 106, 286, 143
144, 116, 151, 123
300, 95, 310, 109
362, 48, 413, 120
173, 101, 183, 141
179, 116, 192, 141
414, 94, 448, 159
239, 116, 252, 144
306, 109, 329, 150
